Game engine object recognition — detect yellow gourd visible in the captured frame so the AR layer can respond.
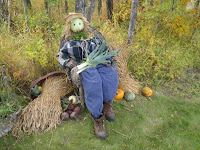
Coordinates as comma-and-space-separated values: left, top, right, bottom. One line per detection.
142, 87, 153, 97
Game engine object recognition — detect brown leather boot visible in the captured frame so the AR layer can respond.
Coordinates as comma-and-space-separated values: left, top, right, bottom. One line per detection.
103, 102, 115, 122
94, 115, 107, 139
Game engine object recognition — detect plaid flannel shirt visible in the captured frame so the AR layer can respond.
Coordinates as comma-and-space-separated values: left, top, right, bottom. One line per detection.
58, 37, 110, 69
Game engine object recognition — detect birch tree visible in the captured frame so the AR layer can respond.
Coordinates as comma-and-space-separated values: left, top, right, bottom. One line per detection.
195, 0, 199, 8
127, 0, 139, 45
98, 0, 102, 15
190, 4, 200, 41
150, 0, 154, 6
65, 0, 68, 14
145, 0, 148, 5
106, 0, 113, 20
44, 0, 51, 31
8, 0, 12, 31
0, 0, 8, 22
44, 0, 48, 11
87, 0, 96, 22
23, 0, 29, 33
75, 0, 87, 17
26, 0, 32, 9
171, 0, 175, 11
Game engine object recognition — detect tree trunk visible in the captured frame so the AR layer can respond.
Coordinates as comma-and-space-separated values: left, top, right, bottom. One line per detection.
75, 0, 87, 17
8, 0, 12, 31
98, 0, 102, 15
195, 0, 199, 8
87, 0, 96, 23
44, 0, 48, 12
150, 0, 154, 6
145, 0, 148, 5
23, 0, 29, 33
65, 0, 68, 14
0, 0, 9, 22
127, 0, 139, 45
26, 0, 32, 9
44, 0, 51, 32
171, 0, 175, 11
190, 7, 200, 42
106, 0, 113, 20
57, 0, 60, 16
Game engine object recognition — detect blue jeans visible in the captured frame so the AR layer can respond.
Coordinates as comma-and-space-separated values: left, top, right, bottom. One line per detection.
81, 64, 119, 119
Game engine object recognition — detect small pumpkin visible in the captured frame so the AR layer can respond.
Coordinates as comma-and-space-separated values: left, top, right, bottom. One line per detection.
124, 92, 135, 102
114, 89, 124, 100
142, 87, 153, 97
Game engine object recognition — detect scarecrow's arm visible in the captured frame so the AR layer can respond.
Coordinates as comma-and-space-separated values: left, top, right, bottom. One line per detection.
57, 39, 78, 69
89, 25, 105, 41
57, 51, 71, 69
58, 36, 71, 69
59, 35, 66, 50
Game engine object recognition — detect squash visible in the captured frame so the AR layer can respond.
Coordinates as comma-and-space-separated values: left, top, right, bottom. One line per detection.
142, 87, 153, 97
31, 85, 42, 97
124, 92, 135, 102
114, 89, 124, 100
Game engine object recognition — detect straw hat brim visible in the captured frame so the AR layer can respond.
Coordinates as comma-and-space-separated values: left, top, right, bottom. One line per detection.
65, 13, 89, 24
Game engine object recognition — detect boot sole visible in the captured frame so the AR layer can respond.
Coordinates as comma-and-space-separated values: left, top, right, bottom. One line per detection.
105, 115, 115, 122
96, 134, 107, 139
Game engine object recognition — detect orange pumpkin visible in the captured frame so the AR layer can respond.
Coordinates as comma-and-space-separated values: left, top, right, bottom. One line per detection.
114, 89, 124, 100
142, 87, 153, 97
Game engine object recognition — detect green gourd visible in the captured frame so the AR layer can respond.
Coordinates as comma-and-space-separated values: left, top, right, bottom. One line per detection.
31, 85, 42, 97
124, 92, 135, 102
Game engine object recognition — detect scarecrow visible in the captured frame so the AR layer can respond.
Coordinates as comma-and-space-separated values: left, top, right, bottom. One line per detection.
57, 13, 119, 139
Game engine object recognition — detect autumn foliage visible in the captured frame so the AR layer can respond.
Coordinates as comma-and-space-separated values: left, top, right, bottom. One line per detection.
0, 0, 199, 90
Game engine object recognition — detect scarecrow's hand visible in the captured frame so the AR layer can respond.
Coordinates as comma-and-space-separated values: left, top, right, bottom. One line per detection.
71, 66, 82, 87
101, 61, 111, 67
66, 60, 78, 69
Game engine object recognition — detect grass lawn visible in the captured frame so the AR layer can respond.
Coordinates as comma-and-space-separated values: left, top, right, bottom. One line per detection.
0, 82, 199, 150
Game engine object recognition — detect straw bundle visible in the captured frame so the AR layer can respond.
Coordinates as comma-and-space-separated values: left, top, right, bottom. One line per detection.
114, 45, 140, 94
12, 75, 74, 135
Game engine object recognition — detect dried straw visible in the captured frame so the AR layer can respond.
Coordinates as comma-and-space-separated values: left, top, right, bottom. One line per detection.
12, 75, 74, 135
112, 44, 141, 94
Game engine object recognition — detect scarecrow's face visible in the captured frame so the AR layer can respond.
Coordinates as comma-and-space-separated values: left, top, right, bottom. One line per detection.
70, 18, 84, 32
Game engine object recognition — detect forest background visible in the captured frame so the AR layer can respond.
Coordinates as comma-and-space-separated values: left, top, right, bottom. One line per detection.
0, 0, 200, 149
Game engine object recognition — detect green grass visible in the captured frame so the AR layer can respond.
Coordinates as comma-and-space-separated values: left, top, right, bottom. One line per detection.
0, 87, 199, 150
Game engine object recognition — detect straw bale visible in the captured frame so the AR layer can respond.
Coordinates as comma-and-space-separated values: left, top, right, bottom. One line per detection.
112, 44, 140, 94
12, 75, 74, 135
